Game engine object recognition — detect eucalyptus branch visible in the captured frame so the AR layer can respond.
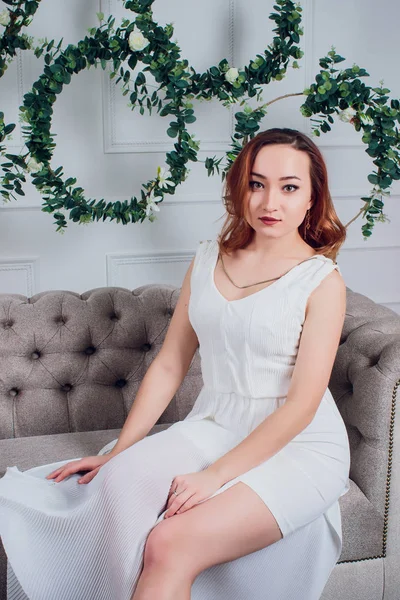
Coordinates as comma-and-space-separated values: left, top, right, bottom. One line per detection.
264, 91, 304, 107
343, 202, 369, 229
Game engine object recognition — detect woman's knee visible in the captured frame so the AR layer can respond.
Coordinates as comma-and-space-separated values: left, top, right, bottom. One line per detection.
143, 520, 183, 569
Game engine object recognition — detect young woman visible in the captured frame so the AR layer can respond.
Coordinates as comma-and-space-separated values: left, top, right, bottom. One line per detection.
0, 128, 350, 600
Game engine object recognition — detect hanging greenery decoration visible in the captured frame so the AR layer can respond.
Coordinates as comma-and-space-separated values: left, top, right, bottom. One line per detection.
0, 0, 399, 238
0, 1, 44, 196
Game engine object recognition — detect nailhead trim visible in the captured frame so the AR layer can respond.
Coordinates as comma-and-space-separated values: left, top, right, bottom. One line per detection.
337, 376, 399, 564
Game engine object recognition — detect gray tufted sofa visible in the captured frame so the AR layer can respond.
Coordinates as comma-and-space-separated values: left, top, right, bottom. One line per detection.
0, 284, 399, 600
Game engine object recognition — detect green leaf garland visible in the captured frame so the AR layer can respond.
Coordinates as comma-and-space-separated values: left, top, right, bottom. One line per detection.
0, 0, 399, 239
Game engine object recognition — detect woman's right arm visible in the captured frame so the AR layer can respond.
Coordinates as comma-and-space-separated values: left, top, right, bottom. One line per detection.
46, 255, 199, 482
109, 254, 199, 456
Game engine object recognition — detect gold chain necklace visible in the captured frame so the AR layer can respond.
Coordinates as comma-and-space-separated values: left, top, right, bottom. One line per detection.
218, 252, 320, 289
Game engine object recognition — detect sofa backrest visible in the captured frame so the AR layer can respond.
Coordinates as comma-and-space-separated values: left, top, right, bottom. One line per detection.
0, 285, 201, 439
0, 284, 399, 521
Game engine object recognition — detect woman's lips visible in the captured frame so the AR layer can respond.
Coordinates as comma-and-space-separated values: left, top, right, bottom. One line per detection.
259, 217, 281, 224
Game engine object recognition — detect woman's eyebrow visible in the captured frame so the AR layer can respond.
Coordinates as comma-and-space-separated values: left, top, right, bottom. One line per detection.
250, 171, 302, 181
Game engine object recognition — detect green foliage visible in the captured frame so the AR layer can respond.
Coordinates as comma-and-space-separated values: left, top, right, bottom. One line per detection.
0, 1, 399, 239
300, 46, 400, 237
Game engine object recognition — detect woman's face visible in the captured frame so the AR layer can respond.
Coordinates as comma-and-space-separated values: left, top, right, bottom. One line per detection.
244, 143, 313, 240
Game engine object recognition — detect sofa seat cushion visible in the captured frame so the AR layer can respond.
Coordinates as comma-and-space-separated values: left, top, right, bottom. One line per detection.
0, 424, 172, 478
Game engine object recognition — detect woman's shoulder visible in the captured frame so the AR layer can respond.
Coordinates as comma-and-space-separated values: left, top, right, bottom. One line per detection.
193, 239, 218, 268
309, 252, 337, 263
297, 253, 344, 299
307, 253, 341, 275
198, 238, 218, 255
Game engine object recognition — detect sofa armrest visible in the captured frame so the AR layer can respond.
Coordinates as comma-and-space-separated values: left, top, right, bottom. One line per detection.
330, 290, 400, 566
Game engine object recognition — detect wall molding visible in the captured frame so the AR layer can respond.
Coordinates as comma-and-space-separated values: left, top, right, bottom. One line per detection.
339, 245, 400, 307
381, 302, 400, 308
102, 0, 236, 154
302, 0, 364, 149
106, 249, 194, 286
0, 258, 38, 296
338, 245, 400, 253
303, 0, 314, 138
4, 49, 25, 151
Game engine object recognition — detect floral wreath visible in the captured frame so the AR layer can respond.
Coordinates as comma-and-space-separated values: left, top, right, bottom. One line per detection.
0, 0, 399, 238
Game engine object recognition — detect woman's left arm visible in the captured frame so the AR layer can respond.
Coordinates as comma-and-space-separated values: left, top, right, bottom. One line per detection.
206, 268, 347, 488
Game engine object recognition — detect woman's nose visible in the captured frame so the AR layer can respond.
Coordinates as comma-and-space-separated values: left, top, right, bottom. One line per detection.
260, 188, 280, 210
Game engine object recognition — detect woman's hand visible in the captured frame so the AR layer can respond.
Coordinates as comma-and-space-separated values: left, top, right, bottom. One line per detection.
164, 469, 223, 518
45, 454, 113, 484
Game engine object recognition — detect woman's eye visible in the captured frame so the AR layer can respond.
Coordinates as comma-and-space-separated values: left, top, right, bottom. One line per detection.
249, 181, 263, 190
283, 184, 299, 192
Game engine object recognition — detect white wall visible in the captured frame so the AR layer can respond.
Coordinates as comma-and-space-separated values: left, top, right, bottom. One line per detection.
0, 0, 399, 313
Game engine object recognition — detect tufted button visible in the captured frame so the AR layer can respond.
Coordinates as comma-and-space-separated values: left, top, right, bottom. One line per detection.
61, 384, 72, 392
31, 351, 40, 360
85, 346, 96, 355
115, 379, 127, 388
4, 321, 13, 329
141, 342, 152, 352
9, 388, 18, 397
56, 317, 66, 325
110, 314, 119, 322
167, 308, 173, 316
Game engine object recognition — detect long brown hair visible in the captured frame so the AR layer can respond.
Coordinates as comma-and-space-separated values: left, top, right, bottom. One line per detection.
217, 128, 346, 261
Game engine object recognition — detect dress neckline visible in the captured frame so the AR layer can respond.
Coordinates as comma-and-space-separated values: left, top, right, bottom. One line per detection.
210, 240, 331, 305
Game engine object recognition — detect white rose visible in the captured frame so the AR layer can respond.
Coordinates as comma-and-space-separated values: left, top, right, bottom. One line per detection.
0, 9, 10, 27
225, 67, 239, 84
128, 29, 150, 52
339, 107, 357, 123
26, 157, 44, 173
360, 113, 374, 126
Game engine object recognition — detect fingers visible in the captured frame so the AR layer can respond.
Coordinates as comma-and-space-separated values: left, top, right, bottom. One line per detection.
78, 467, 100, 484
46, 467, 64, 479
164, 490, 196, 518
46, 460, 83, 483
46, 466, 74, 481
45, 456, 108, 484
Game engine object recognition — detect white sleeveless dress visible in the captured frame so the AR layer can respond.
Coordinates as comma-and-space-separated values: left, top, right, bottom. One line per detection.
0, 238, 350, 600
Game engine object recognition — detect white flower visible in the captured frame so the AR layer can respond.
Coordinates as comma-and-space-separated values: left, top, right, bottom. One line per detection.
128, 29, 150, 52
0, 9, 10, 27
359, 113, 374, 126
338, 107, 357, 123
225, 67, 239, 84
156, 166, 172, 190
145, 191, 161, 218
26, 157, 44, 173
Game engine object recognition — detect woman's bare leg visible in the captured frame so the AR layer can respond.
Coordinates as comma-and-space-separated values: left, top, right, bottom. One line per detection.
131, 481, 282, 600
132, 565, 192, 600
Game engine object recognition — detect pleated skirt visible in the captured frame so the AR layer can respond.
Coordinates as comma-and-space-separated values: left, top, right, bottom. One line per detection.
0, 419, 345, 600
